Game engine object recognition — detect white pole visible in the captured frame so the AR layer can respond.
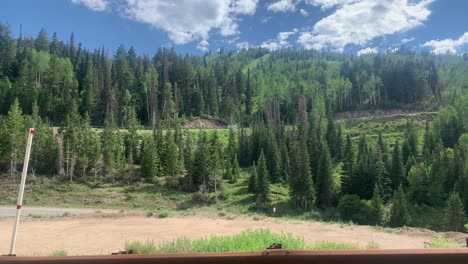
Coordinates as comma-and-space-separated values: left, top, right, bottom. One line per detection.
8, 128, 34, 256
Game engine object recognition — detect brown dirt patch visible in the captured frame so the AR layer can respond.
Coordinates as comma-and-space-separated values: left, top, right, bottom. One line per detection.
182, 118, 228, 129
0, 214, 447, 256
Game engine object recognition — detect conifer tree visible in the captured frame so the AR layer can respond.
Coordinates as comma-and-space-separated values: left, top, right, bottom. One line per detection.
289, 140, 315, 210
342, 134, 354, 194
369, 185, 384, 225
229, 154, 240, 183
248, 162, 257, 193
390, 141, 405, 190
444, 192, 466, 232
256, 150, 270, 204
140, 135, 159, 180
317, 142, 333, 209
389, 185, 409, 227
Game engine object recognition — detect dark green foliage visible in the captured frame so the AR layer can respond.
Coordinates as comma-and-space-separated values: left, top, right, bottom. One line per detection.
337, 195, 370, 224
256, 150, 270, 205
369, 185, 384, 225
289, 140, 315, 210
248, 163, 257, 193
444, 192, 466, 232
389, 185, 409, 227
390, 141, 405, 191
316, 142, 333, 209
140, 135, 160, 180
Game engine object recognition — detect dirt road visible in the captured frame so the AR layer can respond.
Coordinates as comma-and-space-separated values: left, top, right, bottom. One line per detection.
0, 213, 439, 256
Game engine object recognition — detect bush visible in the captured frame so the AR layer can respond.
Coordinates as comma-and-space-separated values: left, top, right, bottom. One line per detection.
337, 195, 371, 224
158, 210, 169, 218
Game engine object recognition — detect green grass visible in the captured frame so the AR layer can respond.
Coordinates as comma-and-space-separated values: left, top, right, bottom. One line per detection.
424, 237, 461, 249
51, 250, 68, 256
125, 229, 360, 254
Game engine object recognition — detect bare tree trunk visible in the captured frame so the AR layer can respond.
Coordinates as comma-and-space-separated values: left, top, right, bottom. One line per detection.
57, 134, 65, 178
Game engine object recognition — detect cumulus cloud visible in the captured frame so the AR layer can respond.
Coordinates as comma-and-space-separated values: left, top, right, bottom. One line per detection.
236, 41, 252, 49
422, 32, 468, 54
196, 40, 210, 52
300, 8, 309, 16
71, 0, 109, 11
71, 0, 259, 44
357, 47, 378, 56
298, 0, 433, 51
260, 29, 298, 50
267, 0, 296, 12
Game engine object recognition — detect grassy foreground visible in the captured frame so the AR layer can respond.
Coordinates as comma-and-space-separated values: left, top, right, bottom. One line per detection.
124, 229, 361, 254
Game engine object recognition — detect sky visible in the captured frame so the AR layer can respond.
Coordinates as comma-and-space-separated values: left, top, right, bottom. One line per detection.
1, 0, 467, 56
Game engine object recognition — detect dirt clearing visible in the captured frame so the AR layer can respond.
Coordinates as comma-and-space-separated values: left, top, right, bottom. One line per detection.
0, 213, 450, 256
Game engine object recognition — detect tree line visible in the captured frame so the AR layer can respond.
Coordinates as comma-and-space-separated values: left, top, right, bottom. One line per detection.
1, 24, 467, 128
0, 24, 467, 232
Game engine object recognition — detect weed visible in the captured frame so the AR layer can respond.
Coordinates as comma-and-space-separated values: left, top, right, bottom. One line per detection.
424, 237, 460, 248
125, 229, 362, 254
51, 250, 68, 256
366, 240, 380, 249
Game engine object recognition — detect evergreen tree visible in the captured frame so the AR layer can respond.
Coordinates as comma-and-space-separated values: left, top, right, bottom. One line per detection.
316, 142, 333, 209
444, 192, 466, 232
289, 140, 315, 210
389, 185, 409, 227
256, 150, 270, 204
369, 185, 384, 225
342, 134, 354, 194
248, 163, 257, 193
390, 141, 405, 190
229, 154, 240, 183
140, 135, 159, 180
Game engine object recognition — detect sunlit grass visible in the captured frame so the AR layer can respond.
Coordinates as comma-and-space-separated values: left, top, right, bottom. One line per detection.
125, 229, 360, 254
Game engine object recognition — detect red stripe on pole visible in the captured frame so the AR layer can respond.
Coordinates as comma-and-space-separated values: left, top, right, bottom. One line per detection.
30, 129, 34, 134
16, 205, 21, 209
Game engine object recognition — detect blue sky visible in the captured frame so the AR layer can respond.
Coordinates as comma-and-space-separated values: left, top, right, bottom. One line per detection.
1, 0, 467, 56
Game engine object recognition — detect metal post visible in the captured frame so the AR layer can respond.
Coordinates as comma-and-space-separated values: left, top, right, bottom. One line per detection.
8, 128, 34, 256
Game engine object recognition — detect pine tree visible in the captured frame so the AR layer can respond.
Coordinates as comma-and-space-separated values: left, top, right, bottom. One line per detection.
369, 185, 384, 225
289, 140, 315, 210
390, 141, 405, 191
229, 154, 240, 183
316, 142, 333, 209
389, 185, 409, 227
342, 134, 354, 194
256, 150, 270, 204
248, 163, 257, 193
140, 135, 159, 180
444, 192, 466, 232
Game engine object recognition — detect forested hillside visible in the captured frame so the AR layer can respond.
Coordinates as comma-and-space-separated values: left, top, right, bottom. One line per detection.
1, 24, 468, 232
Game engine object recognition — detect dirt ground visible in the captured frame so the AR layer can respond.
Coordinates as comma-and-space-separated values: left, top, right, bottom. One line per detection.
0, 212, 449, 256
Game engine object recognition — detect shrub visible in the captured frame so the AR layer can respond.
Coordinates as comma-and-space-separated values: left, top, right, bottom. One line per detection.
337, 195, 371, 224
158, 210, 169, 218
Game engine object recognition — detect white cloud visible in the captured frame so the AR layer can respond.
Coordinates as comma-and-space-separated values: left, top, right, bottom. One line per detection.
267, 0, 296, 12
422, 32, 468, 54
260, 29, 298, 50
231, 0, 259, 15
71, 0, 109, 11
71, 0, 259, 44
401, 37, 415, 44
300, 8, 309, 16
236, 41, 251, 49
196, 40, 210, 52
297, 0, 433, 51
357, 47, 377, 56
305, 0, 359, 9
